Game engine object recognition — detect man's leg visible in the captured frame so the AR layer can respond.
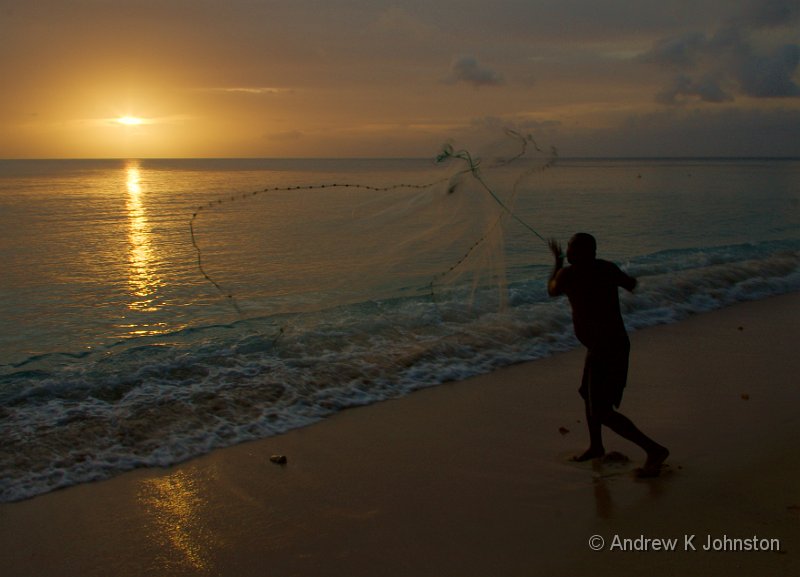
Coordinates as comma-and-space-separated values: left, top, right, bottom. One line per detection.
574, 352, 611, 462
572, 399, 606, 462
602, 410, 669, 476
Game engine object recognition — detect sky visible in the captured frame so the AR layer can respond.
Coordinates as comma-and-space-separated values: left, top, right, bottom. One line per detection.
1, 0, 799, 158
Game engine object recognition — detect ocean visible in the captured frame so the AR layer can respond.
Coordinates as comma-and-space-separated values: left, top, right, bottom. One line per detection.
1, 154, 798, 502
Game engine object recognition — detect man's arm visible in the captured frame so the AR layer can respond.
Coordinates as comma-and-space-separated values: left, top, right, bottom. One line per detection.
618, 268, 637, 292
547, 239, 565, 296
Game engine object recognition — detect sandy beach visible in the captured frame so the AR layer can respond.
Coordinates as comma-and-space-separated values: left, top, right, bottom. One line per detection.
1, 292, 798, 577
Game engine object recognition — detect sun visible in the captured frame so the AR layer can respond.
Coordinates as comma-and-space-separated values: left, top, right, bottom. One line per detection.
117, 116, 144, 126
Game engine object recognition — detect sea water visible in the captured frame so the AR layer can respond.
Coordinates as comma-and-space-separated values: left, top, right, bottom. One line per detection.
1, 156, 798, 502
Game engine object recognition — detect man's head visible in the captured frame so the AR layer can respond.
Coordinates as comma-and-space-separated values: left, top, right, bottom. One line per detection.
566, 233, 596, 264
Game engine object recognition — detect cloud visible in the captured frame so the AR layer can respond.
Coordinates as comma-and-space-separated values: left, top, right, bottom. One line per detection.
739, 0, 800, 28
446, 56, 504, 87
738, 44, 800, 97
643, 0, 800, 104
656, 74, 734, 104
645, 32, 708, 68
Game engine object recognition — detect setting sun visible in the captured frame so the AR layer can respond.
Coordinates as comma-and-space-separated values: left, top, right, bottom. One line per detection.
117, 116, 144, 126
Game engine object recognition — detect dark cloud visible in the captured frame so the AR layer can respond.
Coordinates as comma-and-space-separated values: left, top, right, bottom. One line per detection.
446, 56, 504, 87
643, 32, 708, 68
738, 44, 800, 97
643, 0, 800, 104
739, 0, 800, 27
656, 74, 733, 104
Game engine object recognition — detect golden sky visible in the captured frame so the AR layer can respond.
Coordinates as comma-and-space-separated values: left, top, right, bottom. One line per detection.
2, 0, 799, 158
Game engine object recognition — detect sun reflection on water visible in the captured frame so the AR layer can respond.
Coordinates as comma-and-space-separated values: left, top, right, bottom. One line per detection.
124, 160, 166, 334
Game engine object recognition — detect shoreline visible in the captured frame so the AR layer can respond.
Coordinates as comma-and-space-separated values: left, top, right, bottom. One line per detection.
1, 293, 798, 576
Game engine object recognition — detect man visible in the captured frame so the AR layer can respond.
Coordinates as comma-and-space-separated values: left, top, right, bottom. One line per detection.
548, 233, 668, 477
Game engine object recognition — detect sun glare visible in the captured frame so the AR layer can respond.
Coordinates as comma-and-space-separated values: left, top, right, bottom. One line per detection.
117, 116, 144, 126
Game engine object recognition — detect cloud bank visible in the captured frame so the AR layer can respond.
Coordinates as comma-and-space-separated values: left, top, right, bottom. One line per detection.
644, 0, 800, 104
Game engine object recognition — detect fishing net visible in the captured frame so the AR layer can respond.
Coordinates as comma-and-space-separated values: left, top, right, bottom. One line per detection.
189, 129, 558, 329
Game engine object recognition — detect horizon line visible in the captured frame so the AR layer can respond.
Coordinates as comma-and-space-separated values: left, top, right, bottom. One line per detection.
2, 155, 799, 162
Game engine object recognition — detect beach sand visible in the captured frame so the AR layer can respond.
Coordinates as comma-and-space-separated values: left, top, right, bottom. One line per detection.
1, 293, 798, 577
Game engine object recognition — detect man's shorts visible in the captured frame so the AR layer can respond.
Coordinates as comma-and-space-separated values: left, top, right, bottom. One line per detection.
579, 339, 630, 413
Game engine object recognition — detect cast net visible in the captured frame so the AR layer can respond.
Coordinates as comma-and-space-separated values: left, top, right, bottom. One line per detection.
189, 129, 558, 331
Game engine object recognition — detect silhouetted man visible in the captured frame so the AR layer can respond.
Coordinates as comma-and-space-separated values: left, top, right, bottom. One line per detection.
548, 233, 668, 477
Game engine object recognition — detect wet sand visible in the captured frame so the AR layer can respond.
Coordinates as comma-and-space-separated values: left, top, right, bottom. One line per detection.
1, 293, 798, 577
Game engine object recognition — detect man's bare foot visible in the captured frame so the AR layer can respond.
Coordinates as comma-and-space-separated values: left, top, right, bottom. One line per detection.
571, 447, 605, 462
636, 446, 670, 478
